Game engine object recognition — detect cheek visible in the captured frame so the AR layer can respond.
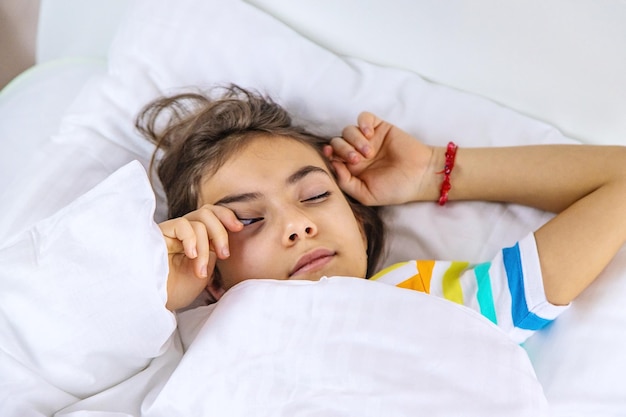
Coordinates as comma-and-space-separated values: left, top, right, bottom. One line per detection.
342, 205, 369, 266
216, 235, 248, 277
328, 201, 369, 252
216, 230, 275, 286
332, 211, 369, 277
227, 230, 266, 261
342, 206, 367, 246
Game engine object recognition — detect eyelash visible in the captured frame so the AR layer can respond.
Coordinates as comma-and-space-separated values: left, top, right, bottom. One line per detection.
303, 191, 331, 202
236, 191, 332, 226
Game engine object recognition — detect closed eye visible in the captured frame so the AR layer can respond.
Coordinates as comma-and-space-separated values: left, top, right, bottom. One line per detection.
238, 217, 264, 226
303, 191, 331, 203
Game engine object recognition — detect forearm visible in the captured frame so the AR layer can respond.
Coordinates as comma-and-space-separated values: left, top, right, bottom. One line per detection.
424, 144, 626, 212
336, 113, 626, 306
422, 144, 626, 305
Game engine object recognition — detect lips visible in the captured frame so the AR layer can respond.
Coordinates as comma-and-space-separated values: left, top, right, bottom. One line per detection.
289, 248, 336, 278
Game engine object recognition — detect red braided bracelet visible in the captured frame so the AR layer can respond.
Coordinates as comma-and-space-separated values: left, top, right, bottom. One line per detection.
437, 141, 458, 206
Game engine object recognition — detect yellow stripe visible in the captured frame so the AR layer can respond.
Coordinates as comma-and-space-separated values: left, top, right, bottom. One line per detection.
442, 261, 469, 305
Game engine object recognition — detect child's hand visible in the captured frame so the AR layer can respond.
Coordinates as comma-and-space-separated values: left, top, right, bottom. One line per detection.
158, 205, 243, 310
325, 112, 435, 206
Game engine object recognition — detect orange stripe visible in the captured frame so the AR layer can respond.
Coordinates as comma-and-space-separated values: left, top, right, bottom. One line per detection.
416, 260, 435, 294
397, 273, 426, 292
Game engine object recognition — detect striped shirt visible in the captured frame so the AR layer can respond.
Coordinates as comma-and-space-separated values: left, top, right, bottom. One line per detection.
371, 233, 568, 344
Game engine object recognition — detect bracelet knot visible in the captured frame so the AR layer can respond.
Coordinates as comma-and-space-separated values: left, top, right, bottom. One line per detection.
436, 141, 458, 206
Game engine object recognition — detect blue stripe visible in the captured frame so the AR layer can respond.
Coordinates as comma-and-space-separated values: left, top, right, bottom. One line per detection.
474, 263, 498, 325
503, 243, 552, 331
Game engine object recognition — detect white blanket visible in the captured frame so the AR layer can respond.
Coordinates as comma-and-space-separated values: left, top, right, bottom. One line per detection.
1, 162, 548, 416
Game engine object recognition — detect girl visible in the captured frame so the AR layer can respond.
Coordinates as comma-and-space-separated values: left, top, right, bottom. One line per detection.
137, 85, 626, 343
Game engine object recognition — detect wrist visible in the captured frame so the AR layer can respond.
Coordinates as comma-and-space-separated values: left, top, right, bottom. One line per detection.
436, 142, 458, 205
413, 145, 448, 203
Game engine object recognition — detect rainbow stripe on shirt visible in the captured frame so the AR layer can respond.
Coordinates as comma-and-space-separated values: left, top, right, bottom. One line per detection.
370, 237, 567, 344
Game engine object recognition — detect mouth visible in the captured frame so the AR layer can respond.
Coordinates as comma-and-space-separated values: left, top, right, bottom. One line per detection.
289, 248, 336, 278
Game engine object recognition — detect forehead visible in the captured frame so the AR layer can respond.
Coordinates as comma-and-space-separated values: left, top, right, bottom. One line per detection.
200, 135, 331, 203
236, 135, 322, 162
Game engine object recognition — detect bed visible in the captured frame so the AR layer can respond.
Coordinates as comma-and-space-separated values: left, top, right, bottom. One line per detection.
1, 0, 626, 415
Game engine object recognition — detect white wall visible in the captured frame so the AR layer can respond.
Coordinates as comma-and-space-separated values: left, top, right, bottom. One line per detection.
0, 0, 40, 89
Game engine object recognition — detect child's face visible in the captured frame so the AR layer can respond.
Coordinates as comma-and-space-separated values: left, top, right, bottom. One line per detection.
199, 135, 368, 296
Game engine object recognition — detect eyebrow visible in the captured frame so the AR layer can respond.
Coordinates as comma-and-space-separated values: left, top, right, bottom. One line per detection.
214, 192, 262, 206
286, 165, 330, 185
214, 165, 330, 206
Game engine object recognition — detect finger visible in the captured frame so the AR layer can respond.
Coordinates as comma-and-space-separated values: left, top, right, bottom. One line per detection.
190, 220, 211, 278
330, 136, 361, 164
216, 205, 244, 232
323, 144, 334, 159
185, 207, 231, 260
185, 205, 243, 259
323, 144, 344, 165
159, 218, 198, 258
331, 159, 374, 205
341, 124, 373, 158
356, 111, 383, 139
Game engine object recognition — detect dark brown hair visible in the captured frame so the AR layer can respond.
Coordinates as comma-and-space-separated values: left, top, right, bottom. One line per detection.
136, 85, 385, 276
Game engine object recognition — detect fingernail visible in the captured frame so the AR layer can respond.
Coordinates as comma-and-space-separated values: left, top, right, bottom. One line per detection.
222, 247, 230, 258
191, 247, 198, 258
348, 151, 359, 163
361, 126, 372, 137
360, 145, 372, 156
201, 264, 208, 277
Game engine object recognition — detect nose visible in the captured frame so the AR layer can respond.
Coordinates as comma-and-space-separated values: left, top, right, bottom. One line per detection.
282, 210, 318, 245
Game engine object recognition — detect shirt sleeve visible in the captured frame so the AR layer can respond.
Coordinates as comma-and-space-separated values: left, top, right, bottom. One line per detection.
370, 232, 569, 344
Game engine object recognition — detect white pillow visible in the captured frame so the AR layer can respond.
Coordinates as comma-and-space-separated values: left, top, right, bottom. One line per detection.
0, 59, 105, 194
0, 0, 571, 239
2, 0, 624, 413
0, 162, 175, 415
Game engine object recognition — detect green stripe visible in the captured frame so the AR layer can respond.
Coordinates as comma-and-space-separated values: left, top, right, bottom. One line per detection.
474, 262, 498, 325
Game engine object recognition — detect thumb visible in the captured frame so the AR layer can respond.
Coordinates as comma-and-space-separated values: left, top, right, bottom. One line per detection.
332, 160, 373, 204
159, 218, 198, 259
163, 235, 185, 254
